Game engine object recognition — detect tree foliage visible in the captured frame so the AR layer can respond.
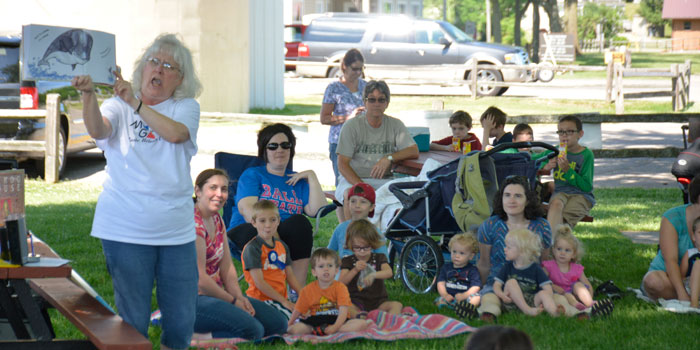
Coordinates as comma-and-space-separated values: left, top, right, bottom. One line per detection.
638, 0, 668, 36
577, 2, 623, 41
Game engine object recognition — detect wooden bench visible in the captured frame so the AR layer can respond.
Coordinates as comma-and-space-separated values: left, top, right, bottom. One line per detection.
28, 278, 151, 350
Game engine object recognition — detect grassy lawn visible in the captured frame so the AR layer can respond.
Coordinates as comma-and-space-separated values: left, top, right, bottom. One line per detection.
25, 180, 700, 349
280, 95, 684, 117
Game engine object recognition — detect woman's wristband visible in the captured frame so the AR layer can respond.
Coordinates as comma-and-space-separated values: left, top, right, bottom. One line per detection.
230, 296, 237, 305
134, 99, 143, 114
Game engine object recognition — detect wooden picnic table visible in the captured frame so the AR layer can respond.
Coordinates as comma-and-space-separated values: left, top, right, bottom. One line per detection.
393, 150, 461, 176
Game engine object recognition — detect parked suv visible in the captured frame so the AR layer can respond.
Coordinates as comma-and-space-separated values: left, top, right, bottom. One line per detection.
296, 13, 533, 96
0, 33, 95, 176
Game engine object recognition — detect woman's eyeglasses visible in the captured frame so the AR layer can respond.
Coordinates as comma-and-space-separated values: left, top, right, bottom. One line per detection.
146, 57, 181, 74
266, 142, 292, 151
366, 97, 387, 104
350, 66, 364, 72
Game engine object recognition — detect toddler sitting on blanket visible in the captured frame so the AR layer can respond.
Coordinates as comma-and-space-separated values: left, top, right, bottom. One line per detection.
287, 248, 369, 335
435, 232, 481, 320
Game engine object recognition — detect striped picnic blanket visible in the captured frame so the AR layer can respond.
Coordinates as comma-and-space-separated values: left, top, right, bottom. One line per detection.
190, 309, 475, 348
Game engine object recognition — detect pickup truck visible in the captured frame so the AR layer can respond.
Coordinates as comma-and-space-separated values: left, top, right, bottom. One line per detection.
0, 33, 95, 177
296, 13, 534, 96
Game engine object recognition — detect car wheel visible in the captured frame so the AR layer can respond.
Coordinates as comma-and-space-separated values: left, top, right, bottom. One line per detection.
537, 62, 555, 83
496, 87, 509, 96
467, 65, 504, 97
327, 65, 342, 78
36, 127, 67, 178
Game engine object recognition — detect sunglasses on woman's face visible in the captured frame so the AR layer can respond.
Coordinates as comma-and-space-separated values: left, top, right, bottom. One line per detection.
266, 142, 292, 151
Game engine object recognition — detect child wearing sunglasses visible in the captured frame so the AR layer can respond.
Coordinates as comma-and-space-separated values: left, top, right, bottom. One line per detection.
339, 219, 403, 317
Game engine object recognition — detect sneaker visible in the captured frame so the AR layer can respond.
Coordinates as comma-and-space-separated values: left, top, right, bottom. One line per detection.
288, 289, 298, 303
454, 300, 479, 320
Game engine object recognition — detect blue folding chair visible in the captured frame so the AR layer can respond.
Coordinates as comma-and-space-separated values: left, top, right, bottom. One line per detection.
214, 152, 337, 261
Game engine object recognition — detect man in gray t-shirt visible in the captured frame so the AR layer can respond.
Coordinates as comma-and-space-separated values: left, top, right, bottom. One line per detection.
334, 80, 418, 219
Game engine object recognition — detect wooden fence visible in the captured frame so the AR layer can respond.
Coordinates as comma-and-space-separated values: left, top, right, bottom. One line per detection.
0, 94, 61, 183
606, 59, 692, 114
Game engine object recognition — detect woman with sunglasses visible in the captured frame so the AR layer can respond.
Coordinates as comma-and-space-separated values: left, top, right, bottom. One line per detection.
475, 176, 552, 321
321, 49, 367, 187
334, 80, 419, 221
72, 34, 201, 349
228, 123, 326, 288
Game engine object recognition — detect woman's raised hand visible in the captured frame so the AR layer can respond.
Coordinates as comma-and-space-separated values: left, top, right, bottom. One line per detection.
71, 75, 94, 93
112, 69, 136, 106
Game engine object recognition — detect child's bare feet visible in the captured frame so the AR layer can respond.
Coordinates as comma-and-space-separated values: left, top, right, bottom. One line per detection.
524, 306, 543, 316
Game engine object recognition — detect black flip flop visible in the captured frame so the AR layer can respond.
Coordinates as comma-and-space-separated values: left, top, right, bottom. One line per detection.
594, 280, 623, 300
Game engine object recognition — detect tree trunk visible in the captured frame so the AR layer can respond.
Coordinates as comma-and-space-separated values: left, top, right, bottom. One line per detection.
564, 0, 580, 54
532, 0, 541, 62
514, 0, 531, 47
491, 0, 502, 43
542, 0, 563, 33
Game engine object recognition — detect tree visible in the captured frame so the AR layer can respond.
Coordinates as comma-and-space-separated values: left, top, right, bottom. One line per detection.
578, 2, 623, 41
638, 0, 668, 37
531, 0, 541, 62
564, 0, 579, 53
490, 0, 503, 43
541, 0, 563, 33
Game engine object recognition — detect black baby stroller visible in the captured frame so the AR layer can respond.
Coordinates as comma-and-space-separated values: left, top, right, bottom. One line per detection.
672, 137, 700, 204
385, 142, 558, 294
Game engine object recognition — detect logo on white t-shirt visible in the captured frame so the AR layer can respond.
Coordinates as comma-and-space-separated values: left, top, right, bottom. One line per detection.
129, 120, 161, 143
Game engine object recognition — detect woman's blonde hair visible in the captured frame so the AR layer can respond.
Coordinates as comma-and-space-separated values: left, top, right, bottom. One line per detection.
449, 232, 479, 254
552, 224, 584, 263
505, 229, 542, 264
345, 219, 383, 250
132, 33, 202, 99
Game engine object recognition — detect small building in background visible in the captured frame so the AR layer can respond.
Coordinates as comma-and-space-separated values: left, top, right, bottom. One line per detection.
662, 0, 700, 51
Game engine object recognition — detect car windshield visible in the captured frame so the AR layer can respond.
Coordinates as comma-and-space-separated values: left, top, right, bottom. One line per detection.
0, 45, 20, 83
438, 21, 473, 44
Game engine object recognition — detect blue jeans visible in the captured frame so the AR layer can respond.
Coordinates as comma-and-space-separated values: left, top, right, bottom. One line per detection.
102, 239, 198, 349
329, 142, 339, 186
194, 295, 287, 339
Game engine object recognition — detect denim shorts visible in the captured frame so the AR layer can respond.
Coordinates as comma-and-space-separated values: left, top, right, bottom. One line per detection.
102, 239, 198, 349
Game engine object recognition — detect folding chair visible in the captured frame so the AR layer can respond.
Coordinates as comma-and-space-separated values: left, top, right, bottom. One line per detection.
214, 152, 337, 261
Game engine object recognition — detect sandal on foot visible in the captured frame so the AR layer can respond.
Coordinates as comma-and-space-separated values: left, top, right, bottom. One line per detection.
454, 300, 479, 320
311, 325, 327, 336
591, 298, 614, 317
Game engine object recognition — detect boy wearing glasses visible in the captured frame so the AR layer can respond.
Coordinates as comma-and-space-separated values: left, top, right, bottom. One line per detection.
542, 116, 595, 229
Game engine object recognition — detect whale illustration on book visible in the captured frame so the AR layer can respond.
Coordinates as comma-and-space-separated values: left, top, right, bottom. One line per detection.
38, 29, 93, 70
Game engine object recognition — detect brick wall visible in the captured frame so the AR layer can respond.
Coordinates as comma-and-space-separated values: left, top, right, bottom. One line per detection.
672, 19, 700, 51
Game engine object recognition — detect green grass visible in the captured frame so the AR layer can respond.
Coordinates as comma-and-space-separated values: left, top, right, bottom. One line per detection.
24, 180, 700, 349
276, 94, 687, 117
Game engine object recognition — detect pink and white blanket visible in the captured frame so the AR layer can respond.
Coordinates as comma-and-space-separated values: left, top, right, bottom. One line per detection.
190, 309, 475, 348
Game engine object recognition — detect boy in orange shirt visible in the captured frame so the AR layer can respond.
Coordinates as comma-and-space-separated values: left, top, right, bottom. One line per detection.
287, 248, 369, 335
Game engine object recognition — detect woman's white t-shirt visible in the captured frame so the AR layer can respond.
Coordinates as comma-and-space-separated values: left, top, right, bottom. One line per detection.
91, 97, 199, 245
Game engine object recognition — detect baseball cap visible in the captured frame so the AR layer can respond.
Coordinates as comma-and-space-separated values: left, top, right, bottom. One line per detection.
348, 183, 375, 218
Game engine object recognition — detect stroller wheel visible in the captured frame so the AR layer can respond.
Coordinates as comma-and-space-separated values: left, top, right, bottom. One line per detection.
399, 236, 444, 294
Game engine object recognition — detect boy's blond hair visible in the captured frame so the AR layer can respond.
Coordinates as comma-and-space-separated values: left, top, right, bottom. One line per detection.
310, 247, 340, 268
449, 110, 473, 129
505, 229, 542, 264
552, 224, 584, 263
345, 219, 383, 250
251, 200, 279, 221
480, 106, 507, 128
448, 232, 479, 254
